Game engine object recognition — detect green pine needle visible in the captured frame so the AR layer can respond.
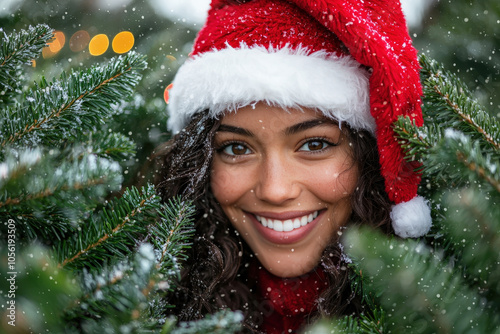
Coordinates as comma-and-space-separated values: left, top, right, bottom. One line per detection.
0, 24, 53, 104
65, 244, 159, 333
442, 187, 500, 304
56, 184, 160, 270
0, 52, 147, 149
344, 227, 499, 334
84, 131, 136, 161
170, 309, 243, 334
419, 54, 500, 152
0, 147, 122, 241
148, 197, 195, 279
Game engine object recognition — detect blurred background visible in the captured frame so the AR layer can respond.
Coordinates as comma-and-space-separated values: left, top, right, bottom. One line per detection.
1, 0, 498, 185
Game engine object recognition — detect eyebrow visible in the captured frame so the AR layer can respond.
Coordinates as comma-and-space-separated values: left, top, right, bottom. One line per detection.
217, 124, 255, 136
216, 118, 337, 137
284, 118, 337, 136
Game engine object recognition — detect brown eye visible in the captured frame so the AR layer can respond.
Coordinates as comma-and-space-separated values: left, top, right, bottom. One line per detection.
299, 140, 328, 152
222, 143, 251, 156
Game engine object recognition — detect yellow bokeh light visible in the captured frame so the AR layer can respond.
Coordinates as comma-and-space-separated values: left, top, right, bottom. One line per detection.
112, 31, 134, 54
70, 30, 90, 52
42, 30, 66, 58
89, 34, 109, 56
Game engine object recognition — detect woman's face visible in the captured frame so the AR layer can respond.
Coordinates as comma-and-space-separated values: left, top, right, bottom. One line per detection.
210, 103, 359, 277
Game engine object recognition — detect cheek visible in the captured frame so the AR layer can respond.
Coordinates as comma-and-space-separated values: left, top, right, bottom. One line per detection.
210, 160, 252, 205
310, 161, 359, 200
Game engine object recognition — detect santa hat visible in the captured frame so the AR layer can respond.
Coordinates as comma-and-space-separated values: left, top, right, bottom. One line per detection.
166, 0, 432, 238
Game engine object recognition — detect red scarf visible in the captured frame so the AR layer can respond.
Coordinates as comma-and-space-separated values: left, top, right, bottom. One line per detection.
251, 263, 329, 334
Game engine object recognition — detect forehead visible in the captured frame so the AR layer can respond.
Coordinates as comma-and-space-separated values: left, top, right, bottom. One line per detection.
220, 103, 326, 129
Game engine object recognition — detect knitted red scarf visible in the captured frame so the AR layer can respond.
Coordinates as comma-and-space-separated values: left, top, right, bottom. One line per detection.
252, 264, 329, 334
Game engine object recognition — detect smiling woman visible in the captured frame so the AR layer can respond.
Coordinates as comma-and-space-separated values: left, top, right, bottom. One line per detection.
211, 104, 358, 278
156, 0, 431, 332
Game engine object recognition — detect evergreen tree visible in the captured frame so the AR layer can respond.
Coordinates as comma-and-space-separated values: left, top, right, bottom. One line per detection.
0, 25, 243, 333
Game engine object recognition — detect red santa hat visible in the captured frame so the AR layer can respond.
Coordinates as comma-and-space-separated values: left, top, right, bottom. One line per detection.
167, 0, 432, 238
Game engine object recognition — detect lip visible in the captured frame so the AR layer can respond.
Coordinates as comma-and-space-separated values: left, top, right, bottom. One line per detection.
245, 209, 326, 245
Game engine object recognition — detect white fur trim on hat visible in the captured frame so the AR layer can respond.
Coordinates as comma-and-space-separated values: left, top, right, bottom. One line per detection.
167, 44, 374, 134
390, 196, 432, 238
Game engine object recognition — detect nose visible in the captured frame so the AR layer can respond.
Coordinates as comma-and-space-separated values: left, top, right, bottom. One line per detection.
254, 154, 301, 205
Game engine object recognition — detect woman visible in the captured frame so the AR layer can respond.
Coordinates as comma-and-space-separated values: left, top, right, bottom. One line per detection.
156, 0, 432, 332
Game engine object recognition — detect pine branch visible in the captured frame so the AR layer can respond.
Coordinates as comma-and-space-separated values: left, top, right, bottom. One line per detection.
0, 24, 53, 105
306, 266, 387, 334
307, 308, 386, 334
395, 117, 500, 193
344, 227, 500, 333
419, 54, 500, 152
83, 131, 136, 161
64, 244, 160, 333
431, 129, 500, 191
56, 184, 160, 270
0, 207, 78, 246
170, 310, 243, 334
148, 197, 195, 278
442, 187, 500, 305
0, 147, 122, 241
0, 52, 147, 149
394, 116, 443, 161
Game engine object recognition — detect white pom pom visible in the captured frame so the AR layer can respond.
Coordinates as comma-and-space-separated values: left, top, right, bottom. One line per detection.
390, 196, 432, 238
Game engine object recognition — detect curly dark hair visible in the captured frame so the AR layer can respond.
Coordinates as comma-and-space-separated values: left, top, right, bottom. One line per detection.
155, 111, 393, 332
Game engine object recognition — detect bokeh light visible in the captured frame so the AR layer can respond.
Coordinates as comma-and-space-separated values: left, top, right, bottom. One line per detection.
42, 30, 66, 58
69, 30, 90, 52
112, 31, 135, 54
89, 34, 109, 56
164, 83, 173, 104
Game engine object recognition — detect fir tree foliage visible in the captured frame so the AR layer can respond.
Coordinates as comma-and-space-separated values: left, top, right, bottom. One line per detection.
346, 228, 498, 334
0, 24, 53, 106
169, 310, 244, 334
0, 146, 123, 243
0, 25, 228, 334
0, 48, 148, 151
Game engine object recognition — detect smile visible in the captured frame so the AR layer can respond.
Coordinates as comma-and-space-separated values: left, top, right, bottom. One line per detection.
254, 211, 319, 232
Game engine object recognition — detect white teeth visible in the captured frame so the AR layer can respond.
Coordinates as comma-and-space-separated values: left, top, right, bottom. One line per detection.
255, 211, 319, 232
301, 215, 308, 226
283, 220, 293, 232
274, 220, 283, 232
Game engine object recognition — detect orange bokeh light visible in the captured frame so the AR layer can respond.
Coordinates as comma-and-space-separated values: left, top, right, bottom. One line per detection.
164, 83, 174, 104
42, 30, 66, 58
112, 31, 135, 54
70, 30, 90, 52
89, 34, 109, 56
